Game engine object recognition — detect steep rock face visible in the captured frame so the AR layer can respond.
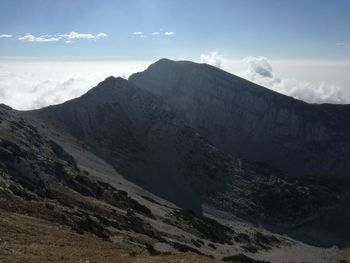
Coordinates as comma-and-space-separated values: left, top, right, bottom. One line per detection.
28, 77, 250, 212
130, 59, 350, 176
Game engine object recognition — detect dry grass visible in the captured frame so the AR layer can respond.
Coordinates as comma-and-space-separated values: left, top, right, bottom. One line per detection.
0, 209, 220, 263
339, 247, 350, 262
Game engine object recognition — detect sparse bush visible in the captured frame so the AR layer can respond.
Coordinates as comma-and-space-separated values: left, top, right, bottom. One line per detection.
241, 245, 258, 253
191, 239, 202, 248
172, 209, 234, 244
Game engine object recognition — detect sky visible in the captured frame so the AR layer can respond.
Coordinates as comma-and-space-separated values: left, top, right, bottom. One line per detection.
0, 0, 350, 109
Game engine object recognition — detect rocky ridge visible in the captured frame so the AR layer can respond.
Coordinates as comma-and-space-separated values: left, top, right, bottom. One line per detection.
130, 59, 350, 176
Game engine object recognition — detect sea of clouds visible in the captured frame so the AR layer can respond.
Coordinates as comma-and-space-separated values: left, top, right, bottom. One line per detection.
0, 54, 349, 110
200, 51, 348, 104
0, 59, 152, 110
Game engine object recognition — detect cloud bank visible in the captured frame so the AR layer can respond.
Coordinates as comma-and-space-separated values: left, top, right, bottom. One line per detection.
0, 56, 348, 111
0, 60, 151, 110
200, 52, 347, 104
238, 56, 346, 104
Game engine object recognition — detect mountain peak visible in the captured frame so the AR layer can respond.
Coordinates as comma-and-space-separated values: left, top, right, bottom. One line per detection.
79, 76, 130, 101
151, 58, 201, 69
154, 58, 174, 64
93, 76, 127, 90
132, 58, 252, 88
102, 75, 126, 84
129, 58, 350, 177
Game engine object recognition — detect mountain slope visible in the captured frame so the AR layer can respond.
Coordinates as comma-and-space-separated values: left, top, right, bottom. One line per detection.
2, 92, 337, 262
1, 69, 349, 261
23, 75, 350, 247
0, 103, 277, 262
27, 76, 242, 213
130, 59, 350, 176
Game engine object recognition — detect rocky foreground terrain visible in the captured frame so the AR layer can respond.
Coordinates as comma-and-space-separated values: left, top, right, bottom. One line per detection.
1, 59, 350, 262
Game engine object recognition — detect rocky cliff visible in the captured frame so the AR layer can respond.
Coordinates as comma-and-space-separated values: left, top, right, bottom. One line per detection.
130, 59, 350, 176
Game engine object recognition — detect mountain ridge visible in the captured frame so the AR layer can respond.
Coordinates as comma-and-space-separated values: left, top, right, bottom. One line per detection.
130, 58, 350, 176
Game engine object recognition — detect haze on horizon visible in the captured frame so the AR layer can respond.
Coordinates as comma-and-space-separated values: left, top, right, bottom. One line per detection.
0, 0, 350, 109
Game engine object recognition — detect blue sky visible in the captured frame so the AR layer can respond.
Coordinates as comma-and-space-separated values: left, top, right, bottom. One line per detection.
1, 0, 350, 59
1, 0, 350, 110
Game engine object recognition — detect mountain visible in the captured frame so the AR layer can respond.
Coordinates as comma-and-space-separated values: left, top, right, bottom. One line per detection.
1, 60, 350, 262
27, 76, 239, 213
27, 73, 350, 244
130, 59, 350, 176
1, 82, 293, 262
24, 76, 277, 217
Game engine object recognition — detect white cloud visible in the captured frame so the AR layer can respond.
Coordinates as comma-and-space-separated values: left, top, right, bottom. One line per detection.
17, 32, 108, 43
18, 34, 35, 42
0, 34, 13, 38
240, 56, 273, 78
133, 32, 145, 38
132, 31, 174, 37
0, 55, 347, 110
60, 31, 107, 40
199, 52, 347, 104
0, 59, 152, 110
61, 32, 94, 40
96, 33, 107, 38
18, 34, 61, 42
200, 51, 223, 68
238, 56, 346, 104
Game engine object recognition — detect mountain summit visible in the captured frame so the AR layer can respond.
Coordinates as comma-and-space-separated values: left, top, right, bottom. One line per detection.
130, 59, 350, 176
